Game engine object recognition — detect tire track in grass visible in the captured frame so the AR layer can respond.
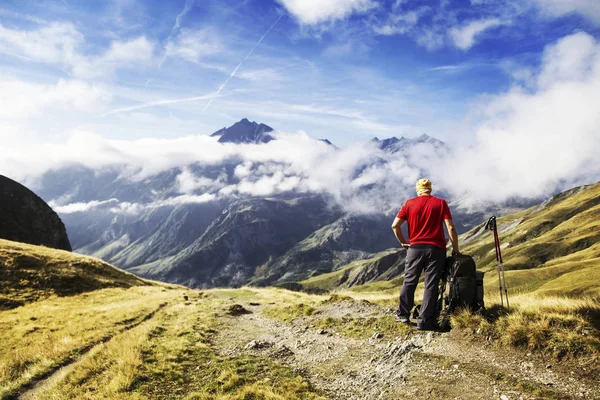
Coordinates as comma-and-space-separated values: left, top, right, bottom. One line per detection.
3, 302, 169, 400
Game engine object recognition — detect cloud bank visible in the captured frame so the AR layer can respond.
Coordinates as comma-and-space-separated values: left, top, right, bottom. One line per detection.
437, 32, 600, 202
1, 32, 600, 214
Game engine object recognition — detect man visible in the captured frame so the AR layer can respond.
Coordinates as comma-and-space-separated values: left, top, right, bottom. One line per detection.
391, 178, 460, 331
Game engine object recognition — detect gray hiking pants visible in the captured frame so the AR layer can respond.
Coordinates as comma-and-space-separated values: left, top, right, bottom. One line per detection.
397, 245, 446, 327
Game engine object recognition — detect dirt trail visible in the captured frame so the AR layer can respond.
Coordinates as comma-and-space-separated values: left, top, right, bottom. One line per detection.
216, 300, 600, 400
14, 302, 169, 400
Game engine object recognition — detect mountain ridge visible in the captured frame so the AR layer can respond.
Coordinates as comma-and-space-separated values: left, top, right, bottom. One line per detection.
31, 119, 525, 289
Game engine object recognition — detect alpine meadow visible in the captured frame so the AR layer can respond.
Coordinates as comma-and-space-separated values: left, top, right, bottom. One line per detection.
1, 0, 600, 399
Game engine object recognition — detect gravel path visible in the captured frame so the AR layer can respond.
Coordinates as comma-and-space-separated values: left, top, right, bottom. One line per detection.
215, 300, 600, 400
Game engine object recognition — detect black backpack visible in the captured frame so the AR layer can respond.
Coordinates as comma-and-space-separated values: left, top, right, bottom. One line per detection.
438, 255, 485, 329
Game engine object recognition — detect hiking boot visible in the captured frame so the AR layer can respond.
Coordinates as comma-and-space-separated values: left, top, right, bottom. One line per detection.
395, 315, 410, 323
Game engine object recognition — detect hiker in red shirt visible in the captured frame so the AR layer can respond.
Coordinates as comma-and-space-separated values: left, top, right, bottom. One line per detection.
391, 178, 460, 330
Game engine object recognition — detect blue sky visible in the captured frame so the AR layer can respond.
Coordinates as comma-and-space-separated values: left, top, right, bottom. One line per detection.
0, 0, 599, 147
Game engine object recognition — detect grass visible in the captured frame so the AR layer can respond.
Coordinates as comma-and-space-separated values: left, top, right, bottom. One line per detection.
461, 183, 600, 274
130, 299, 325, 400
0, 239, 162, 309
0, 286, 179, 398
313, 315, 410, 339
299, 249, 402, 292
2, 285, 327, 400
262, 303, 319, 323
451, 295, 600, 361
0, 240, 327, 399
37, 298, 326, 400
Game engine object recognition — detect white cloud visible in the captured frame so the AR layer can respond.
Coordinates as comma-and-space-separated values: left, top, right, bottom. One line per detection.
276, 0, 377, 25
170, 0, 195, 35
163, 28, 221, 64
532, 0, 600, 24
176, 167, 227, 194
416, 27, 446, 51
236, 68, 286, 82
0, 77, 111, 119
0, 22, 154, 78
438, 32, 600, 202
450, 18, 505, 50
5, 27, 600, 215
72, 36, 154, 78
50, 198, 119, 214
0, 22, 82, 65
536, 32, 597, 88
372, 9, 424, 36
53, 193, 217, 215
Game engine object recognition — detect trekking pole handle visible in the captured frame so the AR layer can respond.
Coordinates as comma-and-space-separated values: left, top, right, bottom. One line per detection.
484, 216, 497, 231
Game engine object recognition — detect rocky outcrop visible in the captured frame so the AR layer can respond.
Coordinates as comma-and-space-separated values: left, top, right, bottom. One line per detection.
0, 175, 71, 251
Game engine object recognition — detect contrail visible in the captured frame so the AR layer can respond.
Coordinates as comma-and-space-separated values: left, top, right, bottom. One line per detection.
159, 0, 195, 68
102, 94, 212, 117
202, 14, 283, 112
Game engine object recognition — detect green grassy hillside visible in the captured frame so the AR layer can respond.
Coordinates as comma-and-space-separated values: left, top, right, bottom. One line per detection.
461, 182, 600, 298
299, 249, 403, 292
332, 182, 600, 299
0, 239, 161, 310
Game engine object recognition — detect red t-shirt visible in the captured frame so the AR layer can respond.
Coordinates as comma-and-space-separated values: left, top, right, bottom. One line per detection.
396, 195, 452, 250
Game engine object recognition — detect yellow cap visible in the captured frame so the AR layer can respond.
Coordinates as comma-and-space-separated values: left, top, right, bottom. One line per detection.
416, 178, 432, 195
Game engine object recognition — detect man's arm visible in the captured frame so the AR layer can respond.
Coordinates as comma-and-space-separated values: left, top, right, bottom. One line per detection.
444, 218, 460, 255
392, 217, 410, 249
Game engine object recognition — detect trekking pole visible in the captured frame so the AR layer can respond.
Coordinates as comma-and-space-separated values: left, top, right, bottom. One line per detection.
485, 216, 509, 309
494, 225, 510, 309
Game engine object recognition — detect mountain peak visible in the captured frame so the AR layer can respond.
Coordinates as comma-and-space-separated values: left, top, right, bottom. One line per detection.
211, 119, 275, 144
373, 134, 444, 152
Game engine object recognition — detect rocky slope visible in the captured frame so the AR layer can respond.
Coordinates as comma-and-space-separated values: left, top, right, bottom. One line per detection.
0, 175, 71, 251
130, 195, 343, 288
256, 213, 400, 285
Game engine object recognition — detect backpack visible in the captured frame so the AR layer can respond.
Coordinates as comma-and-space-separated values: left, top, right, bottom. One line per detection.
438, 254, 485, 329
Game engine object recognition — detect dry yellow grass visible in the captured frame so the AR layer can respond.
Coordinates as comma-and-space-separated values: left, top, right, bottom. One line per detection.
451, 293, 600, 362
0, 286, 183, 398
3, 286, 328, 399
0, 238, 165, 309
